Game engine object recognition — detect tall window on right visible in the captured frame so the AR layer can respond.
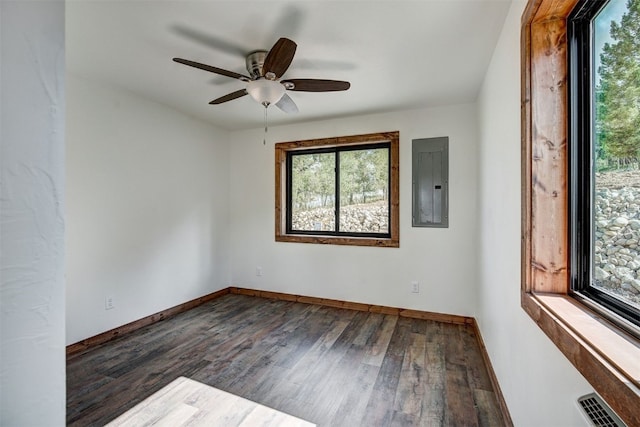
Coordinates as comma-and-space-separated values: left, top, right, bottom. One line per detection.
569, 0, 640, 331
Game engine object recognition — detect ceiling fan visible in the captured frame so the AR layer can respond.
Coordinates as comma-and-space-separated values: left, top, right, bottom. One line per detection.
173, 37, 350, 114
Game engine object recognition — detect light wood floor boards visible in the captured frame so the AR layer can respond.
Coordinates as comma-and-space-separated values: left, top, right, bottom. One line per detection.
67, 294, 506, 426
105, 376, 316, 427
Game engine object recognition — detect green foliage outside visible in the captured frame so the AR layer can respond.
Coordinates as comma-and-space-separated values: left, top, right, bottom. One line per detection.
596, 0, 640, 171
292, 152, 335, 211
291, 148, 388, 212
340, 149, 388, 206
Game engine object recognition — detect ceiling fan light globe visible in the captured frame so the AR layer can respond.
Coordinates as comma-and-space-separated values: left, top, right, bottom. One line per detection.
246, 79, 285, 106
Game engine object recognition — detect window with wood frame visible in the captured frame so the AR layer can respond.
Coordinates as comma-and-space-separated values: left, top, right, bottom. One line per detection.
275, 131, 399, 247
522, 0, 640, 425
568, 0, 640, 333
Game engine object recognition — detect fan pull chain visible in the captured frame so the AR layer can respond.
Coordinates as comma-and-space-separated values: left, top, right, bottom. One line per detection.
263, 105, 268, 145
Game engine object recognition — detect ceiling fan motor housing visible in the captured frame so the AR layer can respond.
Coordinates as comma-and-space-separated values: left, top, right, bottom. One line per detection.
246, 50, 268, 79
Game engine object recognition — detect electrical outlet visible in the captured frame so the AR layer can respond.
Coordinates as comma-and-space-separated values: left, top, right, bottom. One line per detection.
105, 296, 114, 310
411, 281, 420, 293
256, 266, 263, 277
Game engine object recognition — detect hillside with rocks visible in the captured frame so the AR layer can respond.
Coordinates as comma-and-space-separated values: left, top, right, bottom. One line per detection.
594, 170, 640, 307
292, 202, 388, 233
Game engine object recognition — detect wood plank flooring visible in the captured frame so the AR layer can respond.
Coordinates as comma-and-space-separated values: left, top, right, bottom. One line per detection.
67, 294, 506, 426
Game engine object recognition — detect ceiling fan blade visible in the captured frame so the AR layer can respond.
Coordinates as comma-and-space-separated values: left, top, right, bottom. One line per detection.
275, 93, 299, 114
171, 25, 247, 57
209, 89, 248, 104
262, 38, 297, 78
173, 58, 251, 82
282, 79, 350, 92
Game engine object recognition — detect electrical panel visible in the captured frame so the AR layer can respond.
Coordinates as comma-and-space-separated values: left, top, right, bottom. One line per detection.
412, 137, 449, 228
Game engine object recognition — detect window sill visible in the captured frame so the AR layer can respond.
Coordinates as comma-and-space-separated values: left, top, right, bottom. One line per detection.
275, 233, 399, 248
521, 292, 640, 426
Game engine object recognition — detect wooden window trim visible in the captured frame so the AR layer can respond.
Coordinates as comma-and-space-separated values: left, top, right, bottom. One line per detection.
521, 1, 640, 425
275, 131, 399, 248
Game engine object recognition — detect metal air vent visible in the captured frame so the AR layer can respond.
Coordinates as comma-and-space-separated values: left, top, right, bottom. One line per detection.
577, 393, 626, 427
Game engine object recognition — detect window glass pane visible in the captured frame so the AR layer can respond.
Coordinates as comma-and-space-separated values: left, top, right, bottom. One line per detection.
338, 148, 389, 233
593, 0, 640, 310
291, 152, 335, 231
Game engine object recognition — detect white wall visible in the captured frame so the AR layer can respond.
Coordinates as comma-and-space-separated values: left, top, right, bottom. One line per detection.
66, 75, 231, 344
476, 2, 593, 426
1, 1, 66, 424
229, 105, 479, 317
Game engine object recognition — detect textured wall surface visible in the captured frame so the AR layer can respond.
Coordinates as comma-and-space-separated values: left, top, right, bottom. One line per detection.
1, 1, 66, 424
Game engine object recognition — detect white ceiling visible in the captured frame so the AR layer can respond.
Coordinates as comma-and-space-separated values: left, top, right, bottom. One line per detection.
66, 0, 511, 131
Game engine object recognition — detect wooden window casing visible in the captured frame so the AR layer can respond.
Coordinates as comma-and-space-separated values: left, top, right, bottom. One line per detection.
521, 1, 640, 425
275, 131, 399, 248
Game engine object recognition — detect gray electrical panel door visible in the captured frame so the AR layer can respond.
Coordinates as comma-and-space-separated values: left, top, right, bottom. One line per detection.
412, 137, 449, 228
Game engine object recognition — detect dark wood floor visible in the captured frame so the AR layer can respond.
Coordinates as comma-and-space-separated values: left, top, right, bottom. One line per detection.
67, 294, 506, 426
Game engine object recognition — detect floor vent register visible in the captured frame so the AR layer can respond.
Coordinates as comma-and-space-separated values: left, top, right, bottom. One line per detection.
577, 393, 626, 427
